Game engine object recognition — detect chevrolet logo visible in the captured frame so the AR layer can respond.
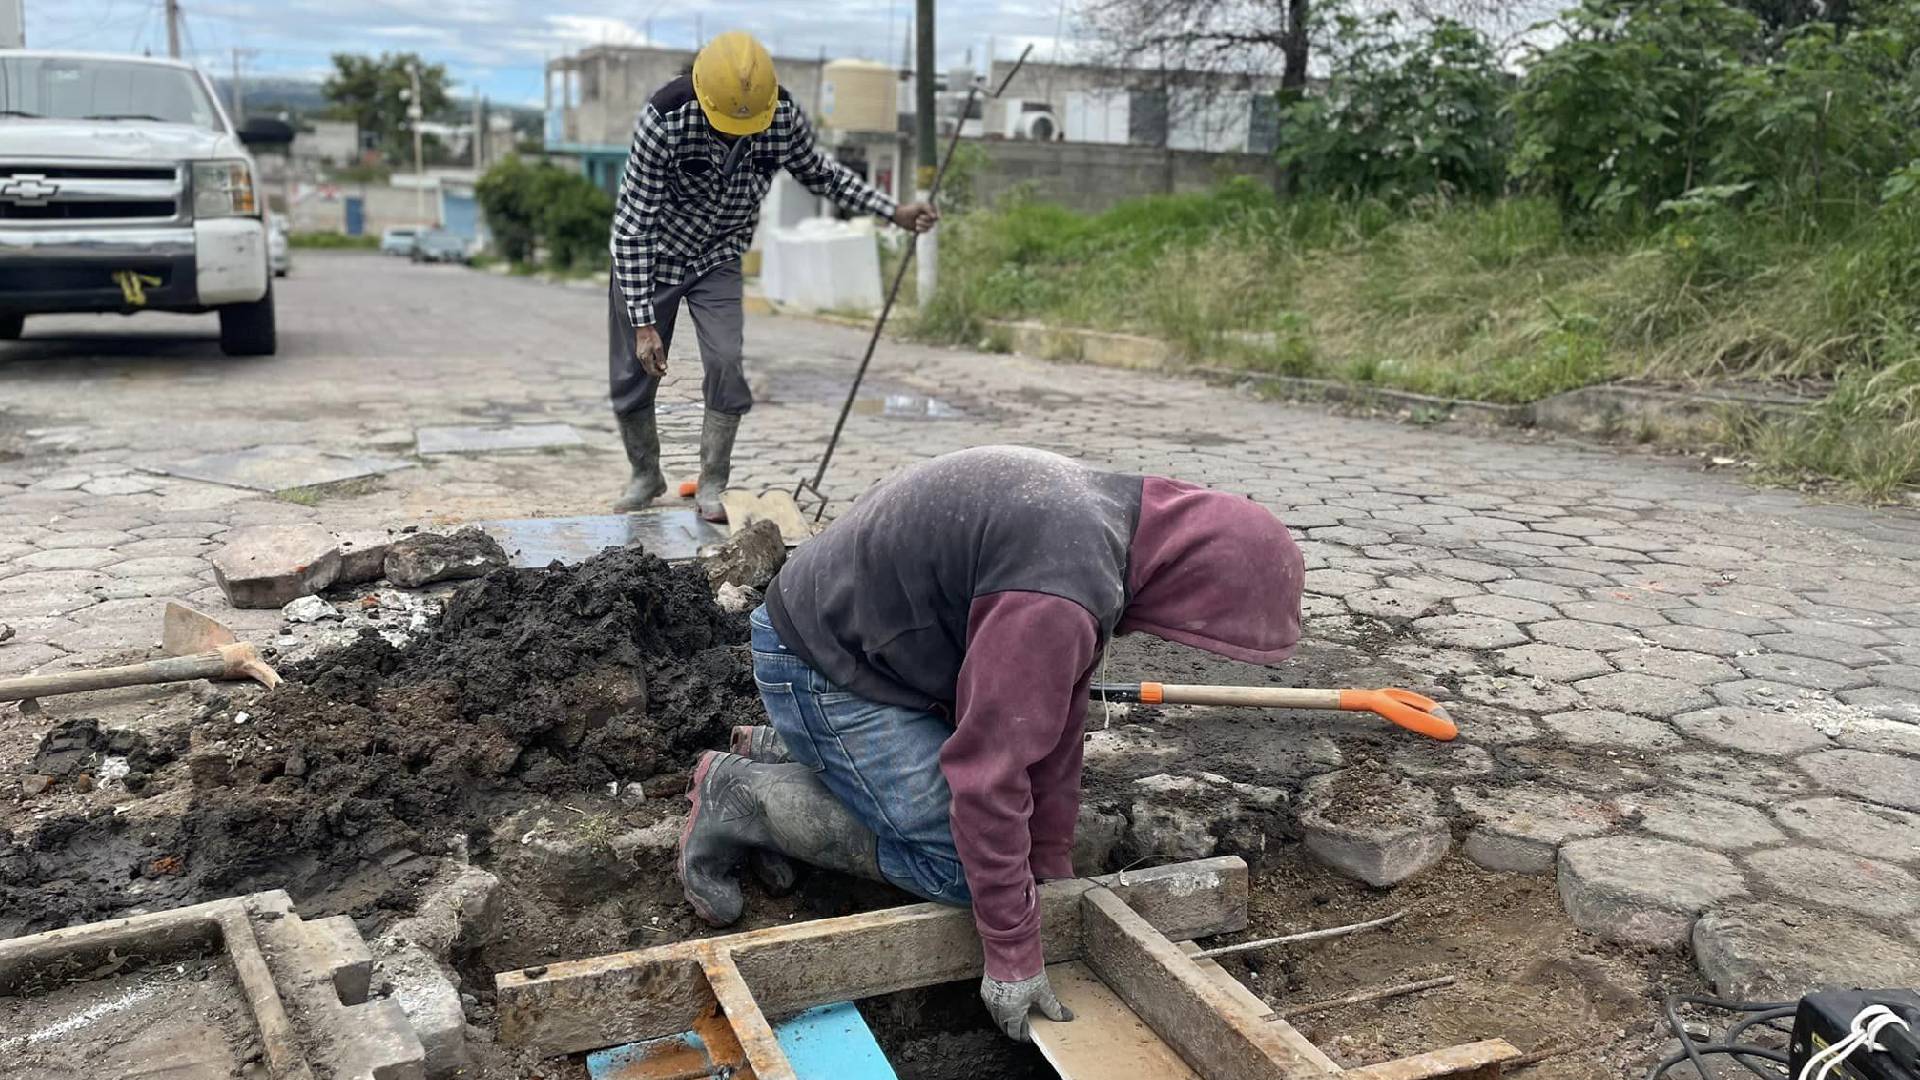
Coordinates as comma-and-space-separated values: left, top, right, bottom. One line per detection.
0, 175, 61, 205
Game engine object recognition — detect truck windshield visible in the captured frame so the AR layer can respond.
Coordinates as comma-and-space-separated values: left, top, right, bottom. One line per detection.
0, 56, 222, 131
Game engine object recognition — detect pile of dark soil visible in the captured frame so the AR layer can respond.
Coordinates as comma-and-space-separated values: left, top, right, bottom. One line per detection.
0, 547, 759, 933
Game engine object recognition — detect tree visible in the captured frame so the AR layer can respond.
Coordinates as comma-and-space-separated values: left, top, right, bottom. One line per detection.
323, 53, 452, 163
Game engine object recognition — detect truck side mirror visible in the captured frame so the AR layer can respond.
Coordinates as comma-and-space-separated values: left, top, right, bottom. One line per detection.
237, 117, 296, 149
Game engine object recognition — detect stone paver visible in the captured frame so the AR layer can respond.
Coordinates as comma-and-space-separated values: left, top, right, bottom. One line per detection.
1618, 792, 1783, 851
1573, 672, 1712, 717
1774, 797, 1920, 863
1558, 836, 1748, 946
1694, 902, 1920, 999
7, 252, 1920, 998
1671, 707, 1836, 756
1745, 847, 1919, 919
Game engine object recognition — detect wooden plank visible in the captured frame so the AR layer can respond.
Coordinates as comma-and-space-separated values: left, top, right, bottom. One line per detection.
1179, 943, 1342, 1074
1340, 1041, 1520, 1080
497, 857, 1248, 1056
1081, 887, 1336, 1079
1031, 961, 1200, 1080
701, 947, 797, 1080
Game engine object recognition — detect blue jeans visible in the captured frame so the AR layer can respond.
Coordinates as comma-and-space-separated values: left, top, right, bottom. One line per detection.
749, 605, 970, 906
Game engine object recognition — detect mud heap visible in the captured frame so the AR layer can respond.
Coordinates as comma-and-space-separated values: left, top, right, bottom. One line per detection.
0, 546, 758, 933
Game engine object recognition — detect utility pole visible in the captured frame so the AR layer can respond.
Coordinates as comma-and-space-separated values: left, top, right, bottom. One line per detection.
913, 0, 937, 303
407, 62, 428, 225
165, 0, 182, 59
472, 95, 485, 170
229, 48, 257, 119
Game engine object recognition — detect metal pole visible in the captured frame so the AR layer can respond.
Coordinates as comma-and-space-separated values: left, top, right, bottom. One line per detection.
913, 0, 937, 303
473, 95, 484, 169
165, 0, 182, 59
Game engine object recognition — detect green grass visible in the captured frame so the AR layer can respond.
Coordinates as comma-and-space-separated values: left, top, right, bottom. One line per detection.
912, 181, 1920, 497
289, 232, 379, 250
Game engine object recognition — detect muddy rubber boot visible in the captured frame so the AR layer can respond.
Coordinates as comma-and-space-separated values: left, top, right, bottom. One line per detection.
679, 752, 881, 925
695, 409, 739, 524
730, 725, 792, 764
612, 410, 667, 512
728, 726, 798, 895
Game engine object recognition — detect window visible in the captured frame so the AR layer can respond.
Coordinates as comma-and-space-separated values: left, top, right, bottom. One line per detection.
0, 56, 222, 132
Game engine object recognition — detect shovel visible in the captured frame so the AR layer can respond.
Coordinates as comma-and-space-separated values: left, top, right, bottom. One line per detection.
1090, 682, 1458, 741
0, 602, 282, 704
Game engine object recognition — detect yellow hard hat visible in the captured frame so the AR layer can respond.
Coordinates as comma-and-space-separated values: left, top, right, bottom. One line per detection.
693, 31, 778, 136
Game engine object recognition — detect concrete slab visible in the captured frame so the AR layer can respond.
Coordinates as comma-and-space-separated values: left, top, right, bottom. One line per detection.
415, 424, 584, 455
147, 444, 413, 492
478, 511, 725, 567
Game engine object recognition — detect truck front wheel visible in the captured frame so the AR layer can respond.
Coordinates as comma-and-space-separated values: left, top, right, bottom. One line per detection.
0, 314, 22, 340
218, 289, 276, 356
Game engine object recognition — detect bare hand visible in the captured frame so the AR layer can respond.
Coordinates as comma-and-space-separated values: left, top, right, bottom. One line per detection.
634, 325, 668, 377
893, 202, 940, 234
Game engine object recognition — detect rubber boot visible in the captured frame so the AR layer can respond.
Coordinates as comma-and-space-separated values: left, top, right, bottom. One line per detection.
729, 726, 797, 896
695, 409, 739, 524
730, 725, 792, 764
612, 410, 667, 512
678, 751, 882, 926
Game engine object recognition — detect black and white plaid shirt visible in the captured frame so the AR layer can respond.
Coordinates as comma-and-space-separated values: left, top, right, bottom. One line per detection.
610, 75, 898, 326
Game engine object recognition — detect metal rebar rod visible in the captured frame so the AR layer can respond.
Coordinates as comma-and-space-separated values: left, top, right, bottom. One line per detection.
1191, 909, 1407, 960
797, 46, 1035, 520
1259, 976, 1457, 1022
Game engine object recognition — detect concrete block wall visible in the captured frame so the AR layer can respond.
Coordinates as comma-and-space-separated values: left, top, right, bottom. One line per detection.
969, 140, 1284, 214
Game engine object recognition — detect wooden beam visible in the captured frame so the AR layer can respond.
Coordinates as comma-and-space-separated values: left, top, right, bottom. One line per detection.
1081, 887, 1337, 1079
1340, 1041, 1520, 1080
699, 947, 795, 1080
497, 857, 1248, 1056
1179, 943, 1342, 1074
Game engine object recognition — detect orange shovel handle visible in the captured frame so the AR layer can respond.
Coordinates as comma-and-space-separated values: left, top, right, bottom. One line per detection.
1337, 689, 1458, 741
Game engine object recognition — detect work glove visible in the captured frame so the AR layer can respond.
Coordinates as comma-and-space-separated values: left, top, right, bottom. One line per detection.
981, 971, 1074, 1042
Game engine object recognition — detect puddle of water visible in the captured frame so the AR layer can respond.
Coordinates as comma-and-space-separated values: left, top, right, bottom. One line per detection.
851, 393, 966, 420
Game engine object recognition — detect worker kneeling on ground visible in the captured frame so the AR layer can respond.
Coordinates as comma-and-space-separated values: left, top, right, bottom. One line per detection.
677, 446, 1306, 1041
608, 31, 938, 522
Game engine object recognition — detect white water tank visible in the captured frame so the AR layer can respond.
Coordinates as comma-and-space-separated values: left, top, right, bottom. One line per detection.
820, 60, 897, 134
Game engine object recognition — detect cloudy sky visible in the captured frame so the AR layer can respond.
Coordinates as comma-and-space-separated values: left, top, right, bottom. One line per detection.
24, 1, 1080, 106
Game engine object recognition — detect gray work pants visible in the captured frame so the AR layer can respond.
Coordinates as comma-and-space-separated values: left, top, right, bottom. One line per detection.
607, 260, 751, 418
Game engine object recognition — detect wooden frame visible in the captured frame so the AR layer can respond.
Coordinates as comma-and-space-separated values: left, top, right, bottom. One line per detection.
494, 857, 1519, 1080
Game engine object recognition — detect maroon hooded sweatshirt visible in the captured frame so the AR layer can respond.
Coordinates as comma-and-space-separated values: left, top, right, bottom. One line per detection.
765, 447, 1304, 981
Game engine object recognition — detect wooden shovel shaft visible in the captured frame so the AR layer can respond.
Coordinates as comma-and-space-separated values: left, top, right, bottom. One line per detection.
1136, 683, 1343, 710
0, 651, 231, 702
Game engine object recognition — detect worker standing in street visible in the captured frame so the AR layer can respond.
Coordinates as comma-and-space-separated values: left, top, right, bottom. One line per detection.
676, 446, 1307, 1041
609, 31, 939, 522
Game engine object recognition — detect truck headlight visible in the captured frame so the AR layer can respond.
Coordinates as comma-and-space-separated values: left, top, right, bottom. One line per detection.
192, 160, 258, 219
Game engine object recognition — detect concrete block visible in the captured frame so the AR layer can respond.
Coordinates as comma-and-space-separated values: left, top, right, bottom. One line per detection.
1744, 847, 1917, 919
378, 941, 468, 1078
1297, 769, 1449, 887
1799, 750, 1920, 812
209, 524, 342, 608
336, 529, 396, 586
384, 528, 507, 588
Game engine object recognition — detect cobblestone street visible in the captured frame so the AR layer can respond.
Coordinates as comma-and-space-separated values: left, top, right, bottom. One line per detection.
4, 251, 1919, 998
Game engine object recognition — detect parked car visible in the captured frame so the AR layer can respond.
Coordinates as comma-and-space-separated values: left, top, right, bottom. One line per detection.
268, 214, 290, 277
379, 226, 420, 256
409, 229, 470, 265
0, 51, 290, 355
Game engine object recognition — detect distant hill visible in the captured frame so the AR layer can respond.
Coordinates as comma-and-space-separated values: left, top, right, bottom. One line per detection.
209, 75, 542, 131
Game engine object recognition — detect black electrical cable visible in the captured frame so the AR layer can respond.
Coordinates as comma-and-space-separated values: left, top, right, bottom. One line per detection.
1656, 995, 1798, 1080
1725, 1008, 1801, 1048
1646, 1044, 1792, 1080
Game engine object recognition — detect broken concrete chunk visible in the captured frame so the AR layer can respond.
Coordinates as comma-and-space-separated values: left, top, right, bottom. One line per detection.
705, 517, 788, 591
384, 527, 508, 588
1298, 766, 1450, 887
209, 524, 342, 609
376, 940, 469, 1078
335, 529, 395, 586
282, 595, 341, 624
715, 582, 762, 613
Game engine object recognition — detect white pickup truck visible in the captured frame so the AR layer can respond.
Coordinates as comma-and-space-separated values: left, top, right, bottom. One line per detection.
0, 51, 292, 355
